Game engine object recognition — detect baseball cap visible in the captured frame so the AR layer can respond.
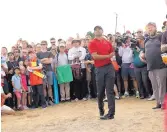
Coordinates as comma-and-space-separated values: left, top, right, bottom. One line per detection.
94, 26, 103, 31
147, 22, 156, 27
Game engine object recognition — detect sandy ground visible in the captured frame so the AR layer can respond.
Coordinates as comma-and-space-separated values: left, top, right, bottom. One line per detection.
1, 97, 164, 132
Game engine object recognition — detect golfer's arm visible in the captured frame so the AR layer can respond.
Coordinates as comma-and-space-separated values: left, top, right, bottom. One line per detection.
91, 52, 109, 60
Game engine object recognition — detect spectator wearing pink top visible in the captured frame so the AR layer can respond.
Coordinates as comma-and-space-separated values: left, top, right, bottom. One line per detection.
20, 66, 29, 110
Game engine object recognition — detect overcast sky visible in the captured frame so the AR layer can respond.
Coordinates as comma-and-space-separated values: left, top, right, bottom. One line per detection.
0, 0, 166, 49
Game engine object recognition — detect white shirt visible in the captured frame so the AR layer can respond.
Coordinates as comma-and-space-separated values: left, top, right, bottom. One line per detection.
118, 46, 133, 63
56, 53, 68, 66
68, 46, 86, 68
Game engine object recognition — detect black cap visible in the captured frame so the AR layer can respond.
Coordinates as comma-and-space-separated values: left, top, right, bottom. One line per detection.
94, 26, 103, 31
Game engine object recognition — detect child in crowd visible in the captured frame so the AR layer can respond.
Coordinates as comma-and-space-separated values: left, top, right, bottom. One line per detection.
56, 42, 71, 102
20, 66, 29, 109
24, 59, 32, 107
12, 67, 22, 110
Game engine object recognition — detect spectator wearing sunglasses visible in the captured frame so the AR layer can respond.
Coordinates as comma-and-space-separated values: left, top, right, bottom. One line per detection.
48, 37, 57, 52
37, 40, 54, 106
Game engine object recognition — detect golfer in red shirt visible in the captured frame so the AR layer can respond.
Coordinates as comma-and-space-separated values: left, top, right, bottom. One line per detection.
88, 26, 115, 120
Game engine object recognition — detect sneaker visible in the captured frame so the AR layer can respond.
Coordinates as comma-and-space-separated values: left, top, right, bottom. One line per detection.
123, 92, 129, 97
23, 106, 29, 110
42, 104, 47, 109
66, 99, 71, 102
88, 95, 92, 99
140, 95, 145, 99
147, 95, 155, 101
115, 96, 120, 100
75, 98, 79, 102
152, 104, 161, 109
17, 106, 23, 111
100, 114, 114, 120
48, 100, 54, 106
103, 97, 108, 102
61, 100, 66, 103
83, 98, 87, 101
136, 91, 140, 98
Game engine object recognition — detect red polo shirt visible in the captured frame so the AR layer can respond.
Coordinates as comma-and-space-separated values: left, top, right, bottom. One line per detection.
88, 38, 113, 67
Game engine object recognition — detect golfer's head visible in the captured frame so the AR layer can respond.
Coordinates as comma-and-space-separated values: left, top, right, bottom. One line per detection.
94, 26, 103, 37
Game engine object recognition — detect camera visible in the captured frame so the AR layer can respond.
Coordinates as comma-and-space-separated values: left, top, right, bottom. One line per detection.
123, 36, 138, 49
115, 34, 138, 49
130, 38, 138, 49
115, 36, 124, 47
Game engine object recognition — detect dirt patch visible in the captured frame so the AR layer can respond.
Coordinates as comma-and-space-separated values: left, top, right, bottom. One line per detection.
1, 98, 164, 132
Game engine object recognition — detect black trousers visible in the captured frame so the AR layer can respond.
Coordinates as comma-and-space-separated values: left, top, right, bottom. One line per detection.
32, 84, 46, 107
73, 68, 87, 99
7, 81, 17, 108
134, 66, 152, 97
96, 64, 115, 115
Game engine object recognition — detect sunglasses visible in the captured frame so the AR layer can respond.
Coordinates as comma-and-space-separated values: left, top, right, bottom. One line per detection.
137, 31, 142, 33
41, 44, 47, 45
51, 42, 55, 44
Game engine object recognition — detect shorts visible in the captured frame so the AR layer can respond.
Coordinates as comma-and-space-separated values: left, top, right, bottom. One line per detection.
46, 71, 53, 85
121, 63, 135, 80
1, 105, 13, 111
15, 91, 22, 99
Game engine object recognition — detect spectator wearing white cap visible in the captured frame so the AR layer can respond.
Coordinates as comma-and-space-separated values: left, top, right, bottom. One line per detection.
55, 42, 70, 102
